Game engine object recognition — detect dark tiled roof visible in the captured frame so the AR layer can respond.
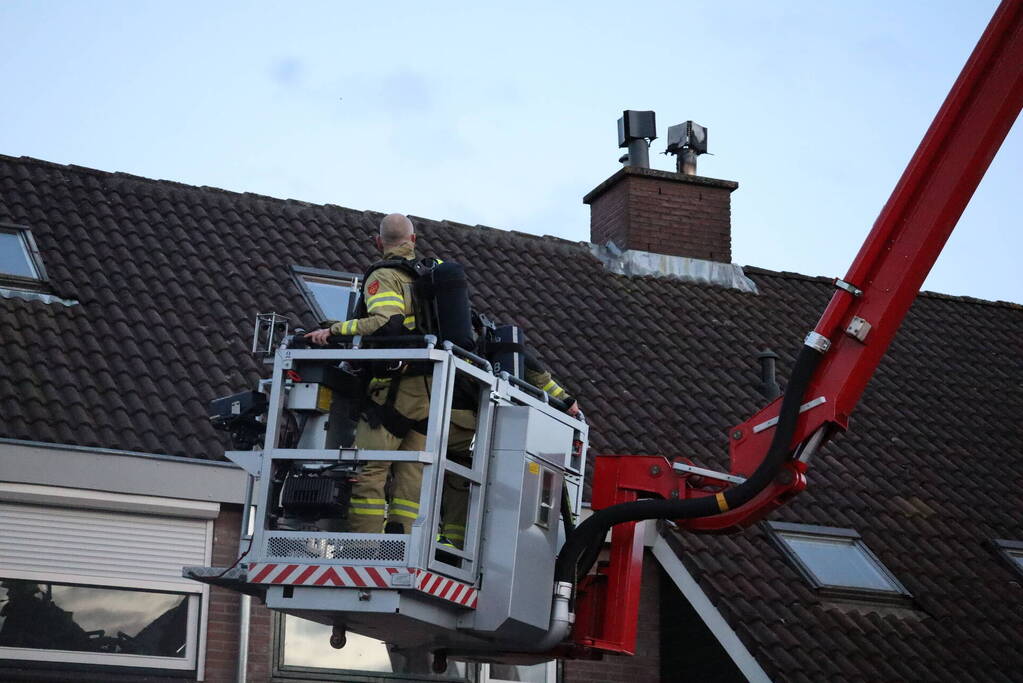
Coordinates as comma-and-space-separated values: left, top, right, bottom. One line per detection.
2, 154, 1022, 681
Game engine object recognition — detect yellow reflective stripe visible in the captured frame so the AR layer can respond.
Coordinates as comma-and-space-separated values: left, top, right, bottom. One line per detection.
542, 379, 566, 398
351, 497, 387, 505
367, 290, 402, 302
367, 291, 404, 305
403, 315, 416, 329
339, 319, 358, 335
389, 508, 419, 519
366, 296, 401, 310
349, 501, 384, 511
350, 508, 386, 516
391, 498, 420, 510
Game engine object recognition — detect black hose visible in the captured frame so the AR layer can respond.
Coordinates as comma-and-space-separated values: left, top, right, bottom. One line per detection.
561, 486, 576, 536
554, 344, 822, 583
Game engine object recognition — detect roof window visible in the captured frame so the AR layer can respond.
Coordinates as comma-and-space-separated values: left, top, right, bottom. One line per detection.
768, 521, 910, 601
292, 266, 360, 323
993, 539, 1023, 578
0, 224, 47, 287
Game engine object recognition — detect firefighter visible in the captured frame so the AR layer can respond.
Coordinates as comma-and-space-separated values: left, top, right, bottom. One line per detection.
439, 350, 580, 549
306, 213, 440, 534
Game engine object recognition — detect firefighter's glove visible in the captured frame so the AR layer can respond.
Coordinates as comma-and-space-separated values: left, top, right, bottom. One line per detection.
305, 328, 334, 346
566, 400, 581, 419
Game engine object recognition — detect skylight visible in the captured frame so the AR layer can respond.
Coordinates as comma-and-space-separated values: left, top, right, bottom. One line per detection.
769, 522, 910, 599
292, 266, 359, 323
0, 225, 44, 281
993, 539, 1023, 578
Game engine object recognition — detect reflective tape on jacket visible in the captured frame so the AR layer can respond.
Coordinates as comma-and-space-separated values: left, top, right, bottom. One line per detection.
367, 291, 405, 311
542, 379, 567, 398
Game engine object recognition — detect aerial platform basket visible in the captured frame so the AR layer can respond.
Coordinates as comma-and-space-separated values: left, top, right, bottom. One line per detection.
186, 334, 588, 662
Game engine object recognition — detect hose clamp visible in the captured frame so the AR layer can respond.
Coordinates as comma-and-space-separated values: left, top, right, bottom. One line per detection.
834, 278, 863, 297
804, 332, 831, 353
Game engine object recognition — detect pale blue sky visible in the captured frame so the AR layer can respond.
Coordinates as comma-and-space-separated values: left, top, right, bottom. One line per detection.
1, 1, 1019, 302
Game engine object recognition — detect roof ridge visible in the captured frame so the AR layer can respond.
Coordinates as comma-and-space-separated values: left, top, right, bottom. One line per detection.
421, 217, 585, 248
915, 289, 1023, 309
0, 154, 324, 208
743, 264, 1021, 308
742, 265, 832, 284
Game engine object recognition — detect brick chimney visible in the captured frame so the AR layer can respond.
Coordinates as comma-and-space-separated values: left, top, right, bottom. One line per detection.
583, 166, 738, 263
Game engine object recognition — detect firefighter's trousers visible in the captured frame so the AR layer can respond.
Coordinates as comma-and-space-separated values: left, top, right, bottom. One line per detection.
348, 375, 430, 533
348, 375, 476, 535
439, 408, 477, 548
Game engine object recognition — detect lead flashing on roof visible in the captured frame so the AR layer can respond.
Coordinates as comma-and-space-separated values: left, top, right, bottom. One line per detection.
0, 286, 79, 307
589, 242, 759, 293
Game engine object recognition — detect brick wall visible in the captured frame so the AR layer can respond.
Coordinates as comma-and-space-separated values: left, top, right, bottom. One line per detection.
562, 553, 663, 683
584, 167, 738, 263
204, 505, 274, 683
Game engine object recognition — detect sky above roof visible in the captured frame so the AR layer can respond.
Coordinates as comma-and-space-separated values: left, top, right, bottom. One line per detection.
1, 0, 1019, 303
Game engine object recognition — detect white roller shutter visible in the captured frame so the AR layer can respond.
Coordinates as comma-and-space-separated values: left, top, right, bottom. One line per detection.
0, 501, 209, 590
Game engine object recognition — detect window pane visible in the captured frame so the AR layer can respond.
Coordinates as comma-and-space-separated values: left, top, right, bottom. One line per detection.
0, 578, 188, 657
490, 662, 550, 682
0, 231, 37, 278
1009, 550, 1023, 572
302, 277, 354, 321
780, 535, 899, 591
282, 615, 466, 678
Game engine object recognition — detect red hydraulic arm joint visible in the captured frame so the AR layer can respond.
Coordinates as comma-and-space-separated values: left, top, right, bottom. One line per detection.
571, 0, 1022, 659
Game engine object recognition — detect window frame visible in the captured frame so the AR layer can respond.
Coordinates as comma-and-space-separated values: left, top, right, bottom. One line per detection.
0, 571, 202, 672
291, 265, 360, 323
271, 612, 477, 682
767, 521, 912, 603
482, 661, 558, 683
0, 492, 213, 675
992, 539, 1023, 579
0, 222, 49, 290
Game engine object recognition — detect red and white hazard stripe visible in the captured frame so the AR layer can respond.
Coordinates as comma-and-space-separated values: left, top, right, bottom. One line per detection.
414, 569, 479, 609
247, 563, 479, 609
247, 563, 411, 588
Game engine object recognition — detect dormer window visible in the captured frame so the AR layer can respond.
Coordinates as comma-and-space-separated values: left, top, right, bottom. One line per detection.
292, 266, 359, 323
0, 224, 47, 289
768, 521, 911, 602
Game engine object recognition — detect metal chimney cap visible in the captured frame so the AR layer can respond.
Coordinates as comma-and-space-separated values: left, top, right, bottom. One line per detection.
666, 121, 708, 155
618, 110, 657, 148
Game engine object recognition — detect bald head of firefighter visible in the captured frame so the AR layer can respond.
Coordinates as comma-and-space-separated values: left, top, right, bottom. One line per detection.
376, 212, 416, 252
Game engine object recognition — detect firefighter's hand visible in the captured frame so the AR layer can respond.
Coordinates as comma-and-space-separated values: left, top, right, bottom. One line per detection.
305, 328, 333, 346
567, 400, 581, 418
